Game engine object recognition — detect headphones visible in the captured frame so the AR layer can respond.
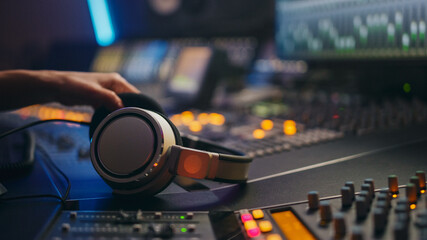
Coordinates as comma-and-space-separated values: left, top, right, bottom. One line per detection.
89, 93, 253, 195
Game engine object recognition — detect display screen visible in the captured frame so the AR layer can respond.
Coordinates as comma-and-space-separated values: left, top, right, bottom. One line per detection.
168, 47, 212, 95
276, 0, 427, 59
271, 209, 316, 240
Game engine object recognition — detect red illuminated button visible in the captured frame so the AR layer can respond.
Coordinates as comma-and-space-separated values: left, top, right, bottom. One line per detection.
247, 227, 261, 238
240, 210, 253, 223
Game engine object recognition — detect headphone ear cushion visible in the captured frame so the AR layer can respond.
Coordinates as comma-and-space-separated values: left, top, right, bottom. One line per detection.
89, 93, 165, 139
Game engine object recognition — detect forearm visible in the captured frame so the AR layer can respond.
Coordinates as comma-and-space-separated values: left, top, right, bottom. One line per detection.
0, 70, 58, 111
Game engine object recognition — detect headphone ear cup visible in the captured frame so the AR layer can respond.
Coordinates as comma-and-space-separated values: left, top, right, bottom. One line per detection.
89, 93, 165, 139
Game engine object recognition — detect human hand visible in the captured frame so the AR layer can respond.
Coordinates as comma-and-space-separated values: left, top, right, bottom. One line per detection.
0, 70, 140, 111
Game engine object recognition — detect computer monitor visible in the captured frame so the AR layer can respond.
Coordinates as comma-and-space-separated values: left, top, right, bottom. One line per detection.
276, 0, 427, 60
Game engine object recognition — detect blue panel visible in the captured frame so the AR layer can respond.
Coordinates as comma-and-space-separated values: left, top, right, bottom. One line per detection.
87, 0, 115, 46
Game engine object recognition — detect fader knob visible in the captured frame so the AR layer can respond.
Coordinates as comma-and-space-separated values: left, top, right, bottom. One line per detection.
377, 192, 391, 209
356, 196, 367, 220
345, 182, 355, 200
388, 175, 399, 194
406, 183, 417, 204
361, 184, 373, 202
341, 186, 353, 208
416, 171, 426, 191
373, 208, 386, 233
393, 221, 408, 240
350, 226, 364, 240
333, 212, 346, 239
308, 191, 319, 210
410, 176, 421, 196
319, 201, 332, 223
364, 178, 375, 198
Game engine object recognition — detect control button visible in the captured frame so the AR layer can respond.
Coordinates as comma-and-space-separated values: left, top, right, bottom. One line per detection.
308, 191, 319, 210
341, 186, 353, 208
356, 196, 367, 220
69, 212, 77, 219
267, 233, 283, 240
364, 178, 375, 199
61, 223, 71, 233
350, 226, 363, 240
377, 192, 391, 209
416, 171, 426, 191
410, 176, 421, 196
133, 224, 143, 232
259, 220, 273, 233
405, 183, 417, 204
359, 191, 371, 210
333, 212, 346, 239
187, 224, 196, 232
240, 210, 253, 223
373, 208, 386, 233
186, 212, 194, 220
388, 175, 399, 194
244, 220, 258, 231
252, 209, 265, 219
345, 182, 355, 200
154, 212, 162, 219
361, 184, 373, 202
319, 201, 332, 224
416, 210, 427, 228
394, 221, 408, 240
244, 220, 261, 238
375, 200, 389, 215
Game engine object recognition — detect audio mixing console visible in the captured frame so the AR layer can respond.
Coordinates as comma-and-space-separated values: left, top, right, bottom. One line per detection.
40, 172, 427, 239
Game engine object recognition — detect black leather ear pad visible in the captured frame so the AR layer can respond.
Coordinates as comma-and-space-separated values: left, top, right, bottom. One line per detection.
89, 93, 165, 139
89, 93, 183, 146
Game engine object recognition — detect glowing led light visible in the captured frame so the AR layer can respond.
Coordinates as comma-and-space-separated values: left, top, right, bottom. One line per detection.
403, 83, 411, 93
241, 213, 253, 223
253, 129, 265, 139
244, 220, 258, 231
180, 216, 185, 220
153, 163, 158, 167
392, 194, 398, 198
410, 204, 417, 210
197, 113, 210, 125
87, 0, 115, 46
283, 120, 297, 135
261, 119, 274, 130
181, 111, 195, 125
332, 114, 339, 119
189, 121, 203, 132
181, 227, 187, 233
170, 114, 183, 126
209, 113, 225, 126
247, 228, 261, 238
422, 190, 426, 194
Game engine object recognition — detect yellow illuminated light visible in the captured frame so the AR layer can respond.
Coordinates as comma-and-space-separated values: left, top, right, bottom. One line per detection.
244, 220, 258, 231
261, 119, 274, 131
209, 113, 225, 126
252, 209, 264, 219
253, 129, 265, 139
283, 120, 297, 136
181, 111, 195, 125
392, 194, 398, 198
197, 113, 210, 125
410, 204, 417, 210
421, 190, 426, 194
153, 163, 158, 167
170, 114, 183, 126
271, 210, 316, 240
189, 121, 203, 132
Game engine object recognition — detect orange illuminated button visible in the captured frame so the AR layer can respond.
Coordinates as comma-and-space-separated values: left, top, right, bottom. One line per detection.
252, 209, 264, 219
244, 220, 257, 231
259, 220, 273, 233
267, 234, 283, 240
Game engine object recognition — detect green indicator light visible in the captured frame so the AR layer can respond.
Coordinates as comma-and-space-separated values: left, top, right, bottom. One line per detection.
181, 228, 188, 233
403, 83, 411, 93
180, 216, 185, 219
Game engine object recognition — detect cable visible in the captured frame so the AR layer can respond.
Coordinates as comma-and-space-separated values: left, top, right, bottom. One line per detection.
0, 119, 86, 203
0, 119, 90, 140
